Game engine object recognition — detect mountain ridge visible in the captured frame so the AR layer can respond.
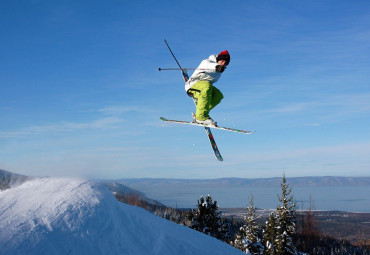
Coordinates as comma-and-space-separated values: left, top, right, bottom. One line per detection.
114, 176, 370, 187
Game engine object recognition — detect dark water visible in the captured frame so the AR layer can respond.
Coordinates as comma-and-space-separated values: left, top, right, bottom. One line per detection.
136, 185, 370, 212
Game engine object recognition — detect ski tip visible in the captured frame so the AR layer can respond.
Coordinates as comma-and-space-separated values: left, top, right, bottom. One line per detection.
243, 130, 256, 134
159, 117, 167, 121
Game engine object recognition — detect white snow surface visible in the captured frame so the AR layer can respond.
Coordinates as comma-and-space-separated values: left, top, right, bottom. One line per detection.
0, 177, 243, 255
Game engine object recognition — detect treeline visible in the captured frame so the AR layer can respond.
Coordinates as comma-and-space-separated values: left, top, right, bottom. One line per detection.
155, 175, 369, 255
0, 176, 11, 190
115, 175, 369, 254
114, 193, 167, 213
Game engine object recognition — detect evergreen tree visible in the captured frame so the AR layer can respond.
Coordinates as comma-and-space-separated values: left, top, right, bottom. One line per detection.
233, 230, 246, 251
232, 195, 264, 254
187, 195, 229, 241
275, 174, 298, 255
263, 212, 276, 255
0, 176, 10, 191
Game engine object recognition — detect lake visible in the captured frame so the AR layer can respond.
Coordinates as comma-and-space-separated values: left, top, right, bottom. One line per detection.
128, 185, 370, 212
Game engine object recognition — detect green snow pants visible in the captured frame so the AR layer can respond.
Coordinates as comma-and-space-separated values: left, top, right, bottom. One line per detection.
190, 80, 224, 121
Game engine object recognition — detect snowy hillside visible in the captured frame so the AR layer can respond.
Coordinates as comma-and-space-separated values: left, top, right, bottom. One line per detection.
0, 177, 243, 255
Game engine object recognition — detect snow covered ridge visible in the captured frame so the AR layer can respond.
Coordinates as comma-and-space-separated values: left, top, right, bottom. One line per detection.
0, 177, 243, 255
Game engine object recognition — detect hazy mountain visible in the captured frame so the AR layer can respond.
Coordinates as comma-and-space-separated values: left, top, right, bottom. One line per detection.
115, 176, 370, 188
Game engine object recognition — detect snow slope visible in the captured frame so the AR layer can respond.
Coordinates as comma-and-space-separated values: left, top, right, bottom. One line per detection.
0, 177, 243, 255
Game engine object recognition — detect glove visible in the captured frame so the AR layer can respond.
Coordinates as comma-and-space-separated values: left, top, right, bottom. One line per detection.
215, 65, 226, 73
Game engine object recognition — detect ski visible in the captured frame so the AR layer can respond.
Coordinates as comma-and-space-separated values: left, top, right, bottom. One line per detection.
163, 39, 224, 161
160, 117, 255, 135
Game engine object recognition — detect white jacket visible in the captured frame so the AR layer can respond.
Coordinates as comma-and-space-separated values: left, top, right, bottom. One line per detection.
185, 54, 222, 92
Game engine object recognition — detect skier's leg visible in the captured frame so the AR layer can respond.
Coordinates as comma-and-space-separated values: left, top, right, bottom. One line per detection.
191, 81, 212, 121
209, 86, 223, 110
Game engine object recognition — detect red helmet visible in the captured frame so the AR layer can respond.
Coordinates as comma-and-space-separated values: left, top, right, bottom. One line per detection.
217, 50, 230, 65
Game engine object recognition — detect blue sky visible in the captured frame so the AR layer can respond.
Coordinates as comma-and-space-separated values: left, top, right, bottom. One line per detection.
1, 0, 369, 179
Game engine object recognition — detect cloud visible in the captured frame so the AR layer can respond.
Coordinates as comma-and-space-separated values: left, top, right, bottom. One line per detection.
0, 106, 14, 111
252, 93, 370, 118
98, 106, 155, 116
226, 142, 370, 177
0, 117, 124, 138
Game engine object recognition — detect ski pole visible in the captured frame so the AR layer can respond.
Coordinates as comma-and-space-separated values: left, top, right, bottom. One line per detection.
163, 39, 190, 82
164, 39, 183, 70
158, 68, 215, 71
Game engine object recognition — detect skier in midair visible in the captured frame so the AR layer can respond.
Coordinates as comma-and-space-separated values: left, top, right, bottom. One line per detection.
185, 50, 230, 126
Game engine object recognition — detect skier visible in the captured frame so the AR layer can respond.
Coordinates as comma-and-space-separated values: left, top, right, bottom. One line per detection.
185, 50, 230, 126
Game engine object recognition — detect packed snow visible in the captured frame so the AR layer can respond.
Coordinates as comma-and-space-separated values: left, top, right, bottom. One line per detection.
0, 177, 243, 255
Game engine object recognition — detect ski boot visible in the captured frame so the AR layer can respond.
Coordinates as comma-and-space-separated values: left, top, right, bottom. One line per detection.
192, 113, 217, 127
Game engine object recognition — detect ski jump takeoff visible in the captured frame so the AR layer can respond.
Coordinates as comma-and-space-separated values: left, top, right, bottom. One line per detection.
159, 39, 254, 161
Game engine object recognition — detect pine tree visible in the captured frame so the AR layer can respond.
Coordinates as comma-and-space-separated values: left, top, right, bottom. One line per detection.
233, 230, 246, 251
275, 174, 298, 255
232, 195, 264, 254
263, 212, 276, 255
0, 176, 10, 191
187, 195, 229, 240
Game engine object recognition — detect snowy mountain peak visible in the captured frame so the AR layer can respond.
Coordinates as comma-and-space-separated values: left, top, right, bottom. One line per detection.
0, 177, 243, 255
